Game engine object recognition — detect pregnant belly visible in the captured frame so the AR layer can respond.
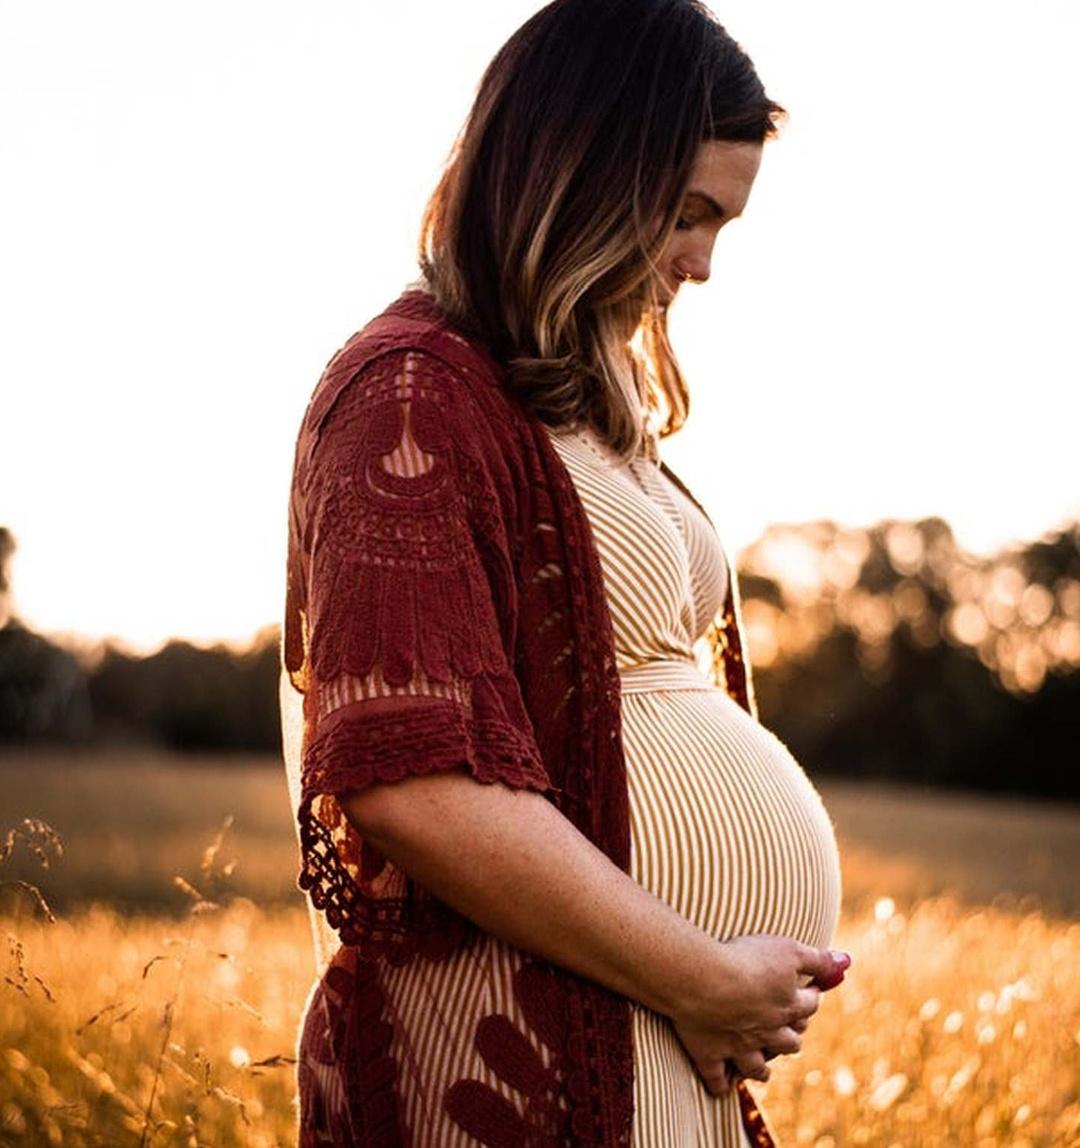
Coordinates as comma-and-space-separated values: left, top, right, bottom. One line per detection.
620, 677, 842, 950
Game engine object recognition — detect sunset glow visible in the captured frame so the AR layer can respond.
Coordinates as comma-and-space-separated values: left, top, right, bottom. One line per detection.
2, 1, 1077, 651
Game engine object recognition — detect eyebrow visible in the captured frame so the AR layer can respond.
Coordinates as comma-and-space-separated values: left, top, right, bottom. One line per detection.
684, 190, 726, 220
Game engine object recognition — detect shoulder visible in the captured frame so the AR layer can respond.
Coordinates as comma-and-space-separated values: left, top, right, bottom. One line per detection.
294, 292, 532, 521
304, 289, 513, 444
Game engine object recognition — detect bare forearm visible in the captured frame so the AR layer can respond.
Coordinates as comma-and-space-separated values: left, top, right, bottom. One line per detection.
344, 770, 722, 1018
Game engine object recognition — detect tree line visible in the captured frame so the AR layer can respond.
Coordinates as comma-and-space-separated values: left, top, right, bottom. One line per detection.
1, 519, 1076, 800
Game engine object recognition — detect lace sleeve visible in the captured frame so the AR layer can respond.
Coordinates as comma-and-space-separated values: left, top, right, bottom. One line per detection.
286, 348, 553, 954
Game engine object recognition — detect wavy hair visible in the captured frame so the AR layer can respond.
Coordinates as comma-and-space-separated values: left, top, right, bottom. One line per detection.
419, 0, 783, 459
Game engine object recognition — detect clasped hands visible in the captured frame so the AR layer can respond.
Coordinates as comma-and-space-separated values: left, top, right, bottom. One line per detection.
671, 935, 852, 1098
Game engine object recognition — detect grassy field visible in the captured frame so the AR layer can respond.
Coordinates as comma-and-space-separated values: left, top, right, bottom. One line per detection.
2, 748, 1079, 1147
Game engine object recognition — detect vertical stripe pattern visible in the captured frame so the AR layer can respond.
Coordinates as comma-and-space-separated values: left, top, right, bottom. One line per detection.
548, 425, 842, 1148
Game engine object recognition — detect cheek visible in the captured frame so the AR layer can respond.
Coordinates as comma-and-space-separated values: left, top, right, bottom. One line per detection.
658, 234, 691, 268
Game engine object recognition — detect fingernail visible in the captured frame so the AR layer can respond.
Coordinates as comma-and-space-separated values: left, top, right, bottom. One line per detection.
815, 967, 844, 990
829, 950, 852, 970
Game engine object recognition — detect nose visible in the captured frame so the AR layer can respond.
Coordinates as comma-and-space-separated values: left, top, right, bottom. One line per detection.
673, 251, 712, 285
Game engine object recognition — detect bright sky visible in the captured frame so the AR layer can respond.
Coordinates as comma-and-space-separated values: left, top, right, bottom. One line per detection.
2, 1, 1077, 653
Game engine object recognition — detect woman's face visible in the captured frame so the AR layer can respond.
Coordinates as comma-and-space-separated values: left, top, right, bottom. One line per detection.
656, 139, 764, 305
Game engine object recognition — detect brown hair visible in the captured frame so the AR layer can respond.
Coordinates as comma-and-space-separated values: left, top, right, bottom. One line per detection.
420, 0, 783, 459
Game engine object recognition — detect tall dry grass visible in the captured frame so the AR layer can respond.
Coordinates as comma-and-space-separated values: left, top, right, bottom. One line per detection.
1, 753, 1078, 1146
5, 895, 1077, 1146
2, 901, 309, 1147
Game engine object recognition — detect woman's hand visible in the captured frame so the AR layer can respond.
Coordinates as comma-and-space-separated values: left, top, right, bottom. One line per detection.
670, 936, 849, 1096
722, 1012, 810, 1091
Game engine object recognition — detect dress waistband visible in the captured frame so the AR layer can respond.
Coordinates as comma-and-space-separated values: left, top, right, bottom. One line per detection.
618, 659, 715, 694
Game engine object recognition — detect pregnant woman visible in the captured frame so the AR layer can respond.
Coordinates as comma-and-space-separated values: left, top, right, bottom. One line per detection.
280, 2, 847, 1144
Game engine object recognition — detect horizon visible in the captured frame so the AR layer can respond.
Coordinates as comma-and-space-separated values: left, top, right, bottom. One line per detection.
5, 508, 1076, 660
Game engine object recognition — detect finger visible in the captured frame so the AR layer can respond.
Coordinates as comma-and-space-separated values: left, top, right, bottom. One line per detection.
730, 1051, 770, 1082
764, 1026, 802, 1056
793, 986, 822, 1022
797, 944, 849, 982
803, 947, 852, 990
703, 1066, 731, 1097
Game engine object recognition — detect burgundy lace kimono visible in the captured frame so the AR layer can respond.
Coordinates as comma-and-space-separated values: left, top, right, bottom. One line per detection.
281, 290, 775, 1146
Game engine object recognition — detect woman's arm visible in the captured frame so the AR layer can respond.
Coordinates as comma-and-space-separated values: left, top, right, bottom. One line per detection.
346, 770, 844, 1095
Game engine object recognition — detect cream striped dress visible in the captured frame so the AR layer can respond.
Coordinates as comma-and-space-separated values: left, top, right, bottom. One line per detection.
546, 424, 842, 1147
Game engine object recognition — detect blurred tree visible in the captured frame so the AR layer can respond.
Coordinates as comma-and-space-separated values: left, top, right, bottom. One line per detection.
88, 629, 280, 751
0, 528, 92, 742
746, 518, 1079, 800
5, 516, 1077, 799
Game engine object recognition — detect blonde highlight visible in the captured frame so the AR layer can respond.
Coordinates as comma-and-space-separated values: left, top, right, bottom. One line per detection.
418, 0, 782, 461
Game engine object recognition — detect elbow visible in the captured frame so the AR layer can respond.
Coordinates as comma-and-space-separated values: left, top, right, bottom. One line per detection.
339, 766, 489, 854
339, 768, 464, 845
340, 783, 401, 844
